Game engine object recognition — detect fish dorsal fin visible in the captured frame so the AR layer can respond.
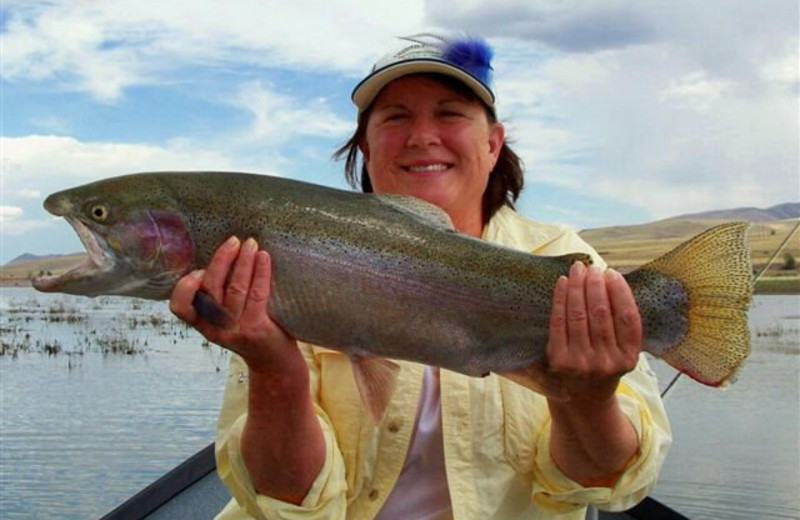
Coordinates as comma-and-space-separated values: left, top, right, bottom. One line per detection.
349, 355, 401, 425
377, 194, 455, 230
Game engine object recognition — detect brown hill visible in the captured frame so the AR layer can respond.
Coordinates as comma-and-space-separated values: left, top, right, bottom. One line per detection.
579, 219, 799, 273
0, 253, 87, 286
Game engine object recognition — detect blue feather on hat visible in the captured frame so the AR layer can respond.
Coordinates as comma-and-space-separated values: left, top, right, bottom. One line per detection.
443, 37, 494, 85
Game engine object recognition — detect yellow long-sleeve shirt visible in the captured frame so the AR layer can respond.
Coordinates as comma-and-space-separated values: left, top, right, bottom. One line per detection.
213, 206, 672, 520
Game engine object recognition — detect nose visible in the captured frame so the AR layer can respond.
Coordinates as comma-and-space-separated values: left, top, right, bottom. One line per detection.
406, 116, 441, 148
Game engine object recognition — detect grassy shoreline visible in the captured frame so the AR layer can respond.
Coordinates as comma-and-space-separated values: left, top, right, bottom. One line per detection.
752, 276, 800, 295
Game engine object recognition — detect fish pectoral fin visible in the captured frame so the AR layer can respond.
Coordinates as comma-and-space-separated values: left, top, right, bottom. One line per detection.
350, 355, 401, 425
498, 362, 567, 401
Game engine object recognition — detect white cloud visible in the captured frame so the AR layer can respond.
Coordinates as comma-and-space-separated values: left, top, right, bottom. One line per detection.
0, 206, 51, 237
1, 135, 249, 181
426, 0, 657, 52
233, 81, 351, 144
659, 72, 735, 111
1, 0, 426, 101
4, 189, 42, 199
0, 206, 23, 218
760, 45, 800, 90
2, 7, 143, 101
489, 28, 798, 223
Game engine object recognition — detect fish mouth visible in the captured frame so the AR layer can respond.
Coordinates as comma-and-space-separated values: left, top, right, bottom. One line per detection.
31, 216, 116, 293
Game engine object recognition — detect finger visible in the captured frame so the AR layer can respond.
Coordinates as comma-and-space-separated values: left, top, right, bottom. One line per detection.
169, 269, 205, 323
547, 275, 569, 364
566, 261, 591, 353
202, 236, 241, 300
585, 265, 617, 349
224, 237, 258, 318
241, 250, 273, 326
606, 269, 643, 355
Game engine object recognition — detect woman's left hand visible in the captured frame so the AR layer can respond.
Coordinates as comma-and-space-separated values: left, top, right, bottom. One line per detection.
547, 262, 643, 404
545, 262, 643, 486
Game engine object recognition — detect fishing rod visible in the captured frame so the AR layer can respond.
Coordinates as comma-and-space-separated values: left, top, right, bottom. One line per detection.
660, 217, 800, 399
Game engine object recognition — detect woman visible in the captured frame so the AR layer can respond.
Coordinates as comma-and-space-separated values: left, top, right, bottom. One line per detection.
170, 34, 671, 520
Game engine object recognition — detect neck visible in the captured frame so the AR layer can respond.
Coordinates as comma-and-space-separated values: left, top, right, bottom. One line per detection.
451, 210, 484, 238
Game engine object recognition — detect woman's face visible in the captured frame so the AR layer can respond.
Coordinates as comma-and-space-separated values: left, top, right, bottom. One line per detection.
361, 75, 504, 235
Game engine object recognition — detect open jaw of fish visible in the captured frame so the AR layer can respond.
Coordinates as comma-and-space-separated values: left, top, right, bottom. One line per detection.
32, 216, 118, 295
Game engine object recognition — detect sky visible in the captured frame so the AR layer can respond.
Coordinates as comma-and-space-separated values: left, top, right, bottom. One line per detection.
1, 0, 798, 265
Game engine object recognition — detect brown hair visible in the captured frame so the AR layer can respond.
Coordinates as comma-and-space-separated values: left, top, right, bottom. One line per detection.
333, 73, 524, 225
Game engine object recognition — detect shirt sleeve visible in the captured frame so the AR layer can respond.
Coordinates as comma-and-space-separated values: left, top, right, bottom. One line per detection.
530, 355, 672, 512
213, 348, 349, 520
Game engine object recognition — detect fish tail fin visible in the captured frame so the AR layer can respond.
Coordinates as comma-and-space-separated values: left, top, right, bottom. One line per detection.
630, 221, 753, 387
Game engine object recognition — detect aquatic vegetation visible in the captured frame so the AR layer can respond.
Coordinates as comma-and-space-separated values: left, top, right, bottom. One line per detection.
0, 292, 190, 360
42, 339, 62, 356
754, 322, 800, 339
96, 331, 144, 356
46, 302, 87, 324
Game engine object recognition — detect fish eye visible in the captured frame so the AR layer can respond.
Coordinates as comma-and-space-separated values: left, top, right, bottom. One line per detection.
90, 204, 109, 222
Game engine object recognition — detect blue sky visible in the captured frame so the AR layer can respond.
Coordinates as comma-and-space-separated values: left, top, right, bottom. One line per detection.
1, 0, 798, 264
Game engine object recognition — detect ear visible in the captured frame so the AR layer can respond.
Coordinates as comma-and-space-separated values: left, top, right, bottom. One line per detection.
359, 138, 371, 162
487, 122, 505, 165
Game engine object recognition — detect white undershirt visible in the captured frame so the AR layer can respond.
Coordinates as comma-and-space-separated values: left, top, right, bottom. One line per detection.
374, 366, 453, 520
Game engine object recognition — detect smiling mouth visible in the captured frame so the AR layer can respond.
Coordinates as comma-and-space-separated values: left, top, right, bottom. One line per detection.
404, 163, 451, 173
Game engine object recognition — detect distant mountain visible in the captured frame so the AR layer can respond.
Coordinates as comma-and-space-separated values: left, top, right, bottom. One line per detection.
5, 253, 66, 266
667, 202, 800, 222
579, 202, 799, 245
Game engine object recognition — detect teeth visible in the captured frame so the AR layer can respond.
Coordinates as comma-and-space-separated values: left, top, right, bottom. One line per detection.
408, 164, 448, 173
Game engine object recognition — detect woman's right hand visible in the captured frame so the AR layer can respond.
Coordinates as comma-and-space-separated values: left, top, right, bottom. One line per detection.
172, 237, 326, 503
169, 236, 305, 376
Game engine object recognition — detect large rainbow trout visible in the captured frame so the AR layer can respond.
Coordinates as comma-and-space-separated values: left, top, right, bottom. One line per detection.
33, 172, 752, 419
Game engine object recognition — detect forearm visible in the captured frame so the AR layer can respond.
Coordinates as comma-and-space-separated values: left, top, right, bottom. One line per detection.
548, 394, 639, 487
241, 368, 326, 505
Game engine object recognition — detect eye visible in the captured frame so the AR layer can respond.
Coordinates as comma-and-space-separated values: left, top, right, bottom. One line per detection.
90, 204, 109, 222
384, 112, 407, 122
439, 109, 465, 119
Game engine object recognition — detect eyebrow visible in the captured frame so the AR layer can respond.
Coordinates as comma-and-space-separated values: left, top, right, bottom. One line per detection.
374, 97, 470, 111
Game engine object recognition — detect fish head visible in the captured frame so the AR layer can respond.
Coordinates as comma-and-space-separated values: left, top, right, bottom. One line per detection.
32, 176, 195, 299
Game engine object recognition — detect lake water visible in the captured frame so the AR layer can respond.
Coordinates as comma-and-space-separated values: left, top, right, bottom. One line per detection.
1, 288, 798, 520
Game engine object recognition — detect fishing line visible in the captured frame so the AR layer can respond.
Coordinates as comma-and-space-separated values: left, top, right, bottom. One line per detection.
660, 218, 800, 399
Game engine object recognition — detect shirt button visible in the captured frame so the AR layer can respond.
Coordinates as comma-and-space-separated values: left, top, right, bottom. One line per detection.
387, 421, 400, 433
368, 489, 379, 501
